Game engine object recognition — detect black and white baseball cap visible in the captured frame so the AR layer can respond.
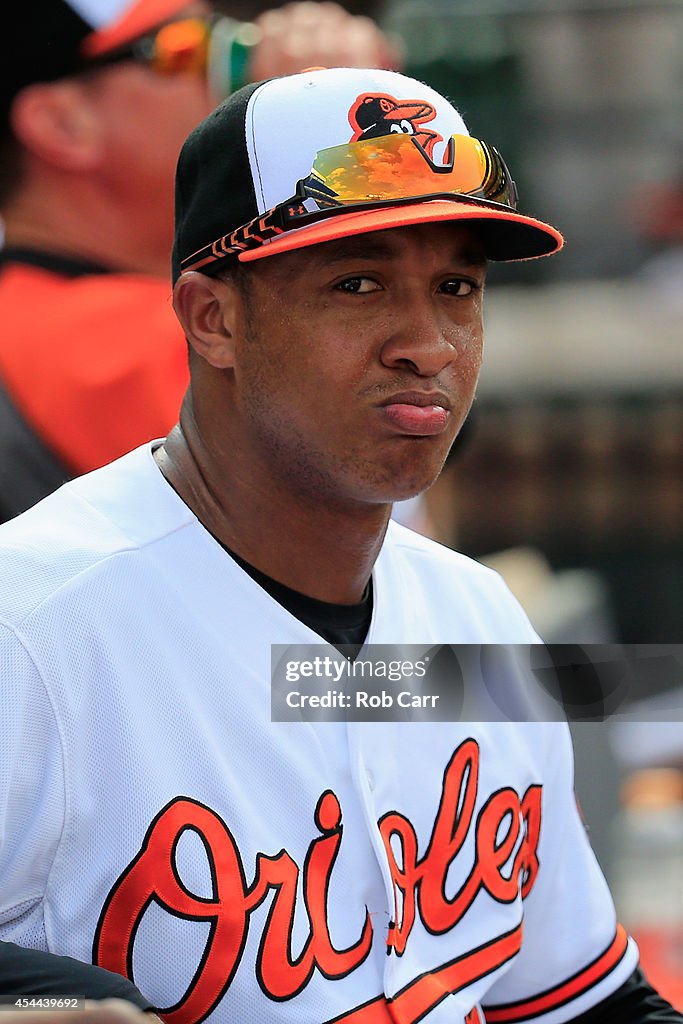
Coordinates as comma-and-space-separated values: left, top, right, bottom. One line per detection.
172, 67, 564, 282
1, 0, 192, 130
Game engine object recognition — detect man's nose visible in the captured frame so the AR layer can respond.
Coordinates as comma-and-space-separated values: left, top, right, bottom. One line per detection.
379, 296, 459, 378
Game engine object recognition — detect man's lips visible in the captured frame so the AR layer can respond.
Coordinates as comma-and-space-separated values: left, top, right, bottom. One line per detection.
377, 392, 452, 436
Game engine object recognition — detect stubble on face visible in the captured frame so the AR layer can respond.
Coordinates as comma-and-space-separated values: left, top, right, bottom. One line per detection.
222, 225, 485, 511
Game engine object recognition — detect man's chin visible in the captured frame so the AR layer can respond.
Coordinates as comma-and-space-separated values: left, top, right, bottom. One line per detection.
374, 469, 445, 506
329, 444, 450, 508
388, 456, 450, 503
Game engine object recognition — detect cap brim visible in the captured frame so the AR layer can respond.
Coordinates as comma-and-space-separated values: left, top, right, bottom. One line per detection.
82, 0, 192, 57
238, 200, 563, 264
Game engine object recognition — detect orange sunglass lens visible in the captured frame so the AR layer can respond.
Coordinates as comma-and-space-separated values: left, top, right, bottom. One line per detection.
154, 20, 209, 75
313, 134, 489, 203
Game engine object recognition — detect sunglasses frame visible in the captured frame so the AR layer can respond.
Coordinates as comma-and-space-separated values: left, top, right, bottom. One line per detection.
83, 15, 216, 76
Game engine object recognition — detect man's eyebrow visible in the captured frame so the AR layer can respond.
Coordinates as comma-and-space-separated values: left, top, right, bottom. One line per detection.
314, 239, 489, 268
457, 248, 488, 269
315, 238, 400, 264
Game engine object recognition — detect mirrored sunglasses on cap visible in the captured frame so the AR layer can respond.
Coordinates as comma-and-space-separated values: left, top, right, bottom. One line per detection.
180, 132, 519, 273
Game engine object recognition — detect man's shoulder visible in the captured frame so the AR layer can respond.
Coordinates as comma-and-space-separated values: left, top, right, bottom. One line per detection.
0, 446, 189, 627
380, 521, 539, 642
383, 520, 501, 581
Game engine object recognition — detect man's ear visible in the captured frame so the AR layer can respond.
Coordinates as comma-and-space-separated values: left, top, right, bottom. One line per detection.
173, 272, 243, 369
10, 81, 103, 170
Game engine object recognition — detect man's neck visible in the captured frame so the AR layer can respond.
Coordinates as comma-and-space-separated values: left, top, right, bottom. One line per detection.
2, 182, 171, 279
155, 419, 391, 607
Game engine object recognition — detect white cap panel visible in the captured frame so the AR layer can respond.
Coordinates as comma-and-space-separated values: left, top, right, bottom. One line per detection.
244, 68, 471, 215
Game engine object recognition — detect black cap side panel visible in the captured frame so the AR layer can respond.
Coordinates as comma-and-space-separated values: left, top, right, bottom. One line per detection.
172, 81, 266, 283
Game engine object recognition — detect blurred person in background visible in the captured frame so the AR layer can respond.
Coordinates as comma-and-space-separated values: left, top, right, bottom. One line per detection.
0, 0, 397, 523
631, 169, 683, 316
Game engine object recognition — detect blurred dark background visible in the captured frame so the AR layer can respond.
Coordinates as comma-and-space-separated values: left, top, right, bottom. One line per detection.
384, 0, 683, 646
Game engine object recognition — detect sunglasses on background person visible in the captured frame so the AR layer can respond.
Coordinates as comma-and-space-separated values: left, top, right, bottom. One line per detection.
85, 15, 260, 99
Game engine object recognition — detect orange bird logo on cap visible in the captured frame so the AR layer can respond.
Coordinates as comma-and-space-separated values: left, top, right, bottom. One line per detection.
348, 93, 443, 157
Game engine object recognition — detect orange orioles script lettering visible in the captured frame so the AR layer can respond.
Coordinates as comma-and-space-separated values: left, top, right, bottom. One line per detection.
380, 741, 542, 956
94, 740, 542, 1023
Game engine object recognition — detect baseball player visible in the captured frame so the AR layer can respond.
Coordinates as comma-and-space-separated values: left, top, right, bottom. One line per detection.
0, 67, 680, 1024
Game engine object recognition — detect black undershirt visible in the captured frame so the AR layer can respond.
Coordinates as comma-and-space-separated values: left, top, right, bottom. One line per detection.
224, 542, 373, 656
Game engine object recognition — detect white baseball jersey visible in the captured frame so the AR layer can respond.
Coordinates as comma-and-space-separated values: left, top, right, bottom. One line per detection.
0, 444, 637, 1023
